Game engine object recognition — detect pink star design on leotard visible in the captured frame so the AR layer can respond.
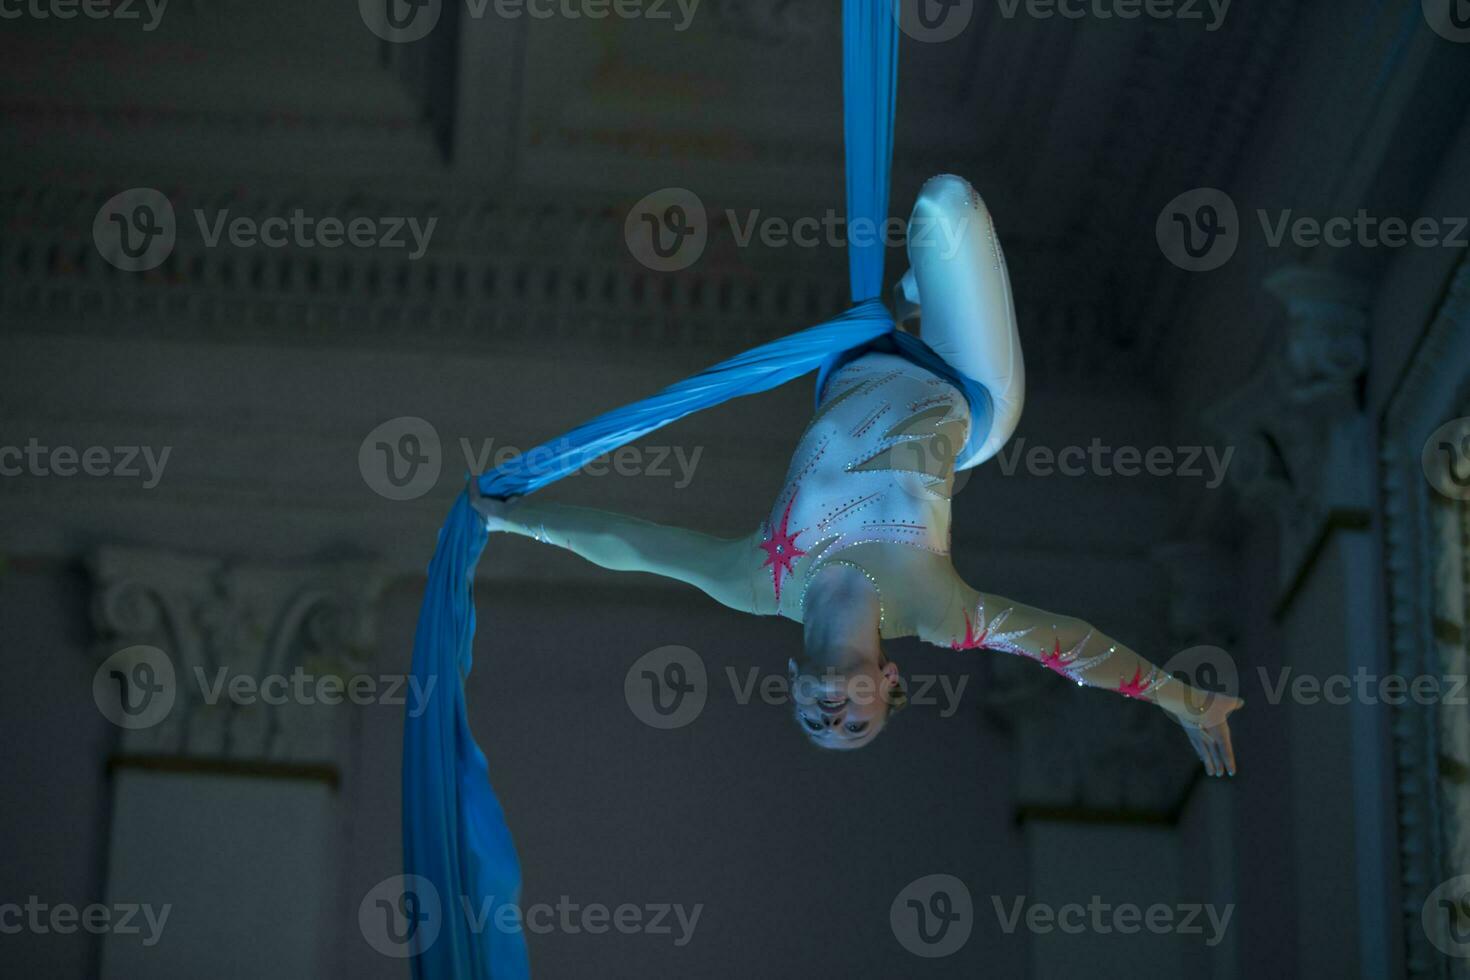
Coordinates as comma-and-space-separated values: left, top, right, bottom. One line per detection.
1036, 638, 1071, 676
759, 492, 807, 602
1117, 667, 1154, 700
949, 602, 1032, 655
950, 611, 987, 651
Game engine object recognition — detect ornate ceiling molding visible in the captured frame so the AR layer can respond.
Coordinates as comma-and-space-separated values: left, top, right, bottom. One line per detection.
1, 179, 1136, 381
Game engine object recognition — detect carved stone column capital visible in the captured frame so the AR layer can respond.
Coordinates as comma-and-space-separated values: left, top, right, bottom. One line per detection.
89, 547, 391, 765
1205, 265, 1372, 597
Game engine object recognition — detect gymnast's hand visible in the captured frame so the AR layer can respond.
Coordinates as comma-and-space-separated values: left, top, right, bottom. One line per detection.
468, 478, 518, 532
1170, 691, 1243, 778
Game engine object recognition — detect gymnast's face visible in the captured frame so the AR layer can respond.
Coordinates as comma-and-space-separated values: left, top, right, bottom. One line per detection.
787, 657, 901, 750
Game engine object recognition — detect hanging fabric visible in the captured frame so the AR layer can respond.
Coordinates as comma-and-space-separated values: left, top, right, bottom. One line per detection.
401, 4, 919, 976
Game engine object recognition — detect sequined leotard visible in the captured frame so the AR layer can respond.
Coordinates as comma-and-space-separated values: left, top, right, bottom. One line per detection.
498, 350, 1189, 714
752, 352, 966, 630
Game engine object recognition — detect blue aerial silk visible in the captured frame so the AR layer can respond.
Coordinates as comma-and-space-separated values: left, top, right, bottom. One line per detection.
401, 4, 978, 977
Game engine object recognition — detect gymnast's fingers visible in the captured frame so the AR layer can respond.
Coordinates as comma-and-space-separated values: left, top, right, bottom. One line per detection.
1188, 729, 1214, 776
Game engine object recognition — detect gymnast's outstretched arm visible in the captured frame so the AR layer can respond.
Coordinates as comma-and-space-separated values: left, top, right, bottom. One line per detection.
923, 578, 1242, 775
471, 483, 767, 615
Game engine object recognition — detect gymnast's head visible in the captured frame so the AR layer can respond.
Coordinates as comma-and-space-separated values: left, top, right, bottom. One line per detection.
788, 563, 907, 750
787, 654, 908, 750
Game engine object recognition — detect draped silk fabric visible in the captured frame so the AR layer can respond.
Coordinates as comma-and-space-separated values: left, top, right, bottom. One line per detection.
402, 4, 920, 976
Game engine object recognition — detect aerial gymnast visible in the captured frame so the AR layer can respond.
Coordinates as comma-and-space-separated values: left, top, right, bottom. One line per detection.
403, 7, 1238, 976
469, 173, 1243, 765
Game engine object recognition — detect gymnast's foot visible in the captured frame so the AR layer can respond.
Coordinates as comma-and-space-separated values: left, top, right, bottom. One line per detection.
469, 478, 518, 532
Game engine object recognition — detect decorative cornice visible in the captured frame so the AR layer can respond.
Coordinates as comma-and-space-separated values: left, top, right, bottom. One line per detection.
0, 180, 1135, 381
